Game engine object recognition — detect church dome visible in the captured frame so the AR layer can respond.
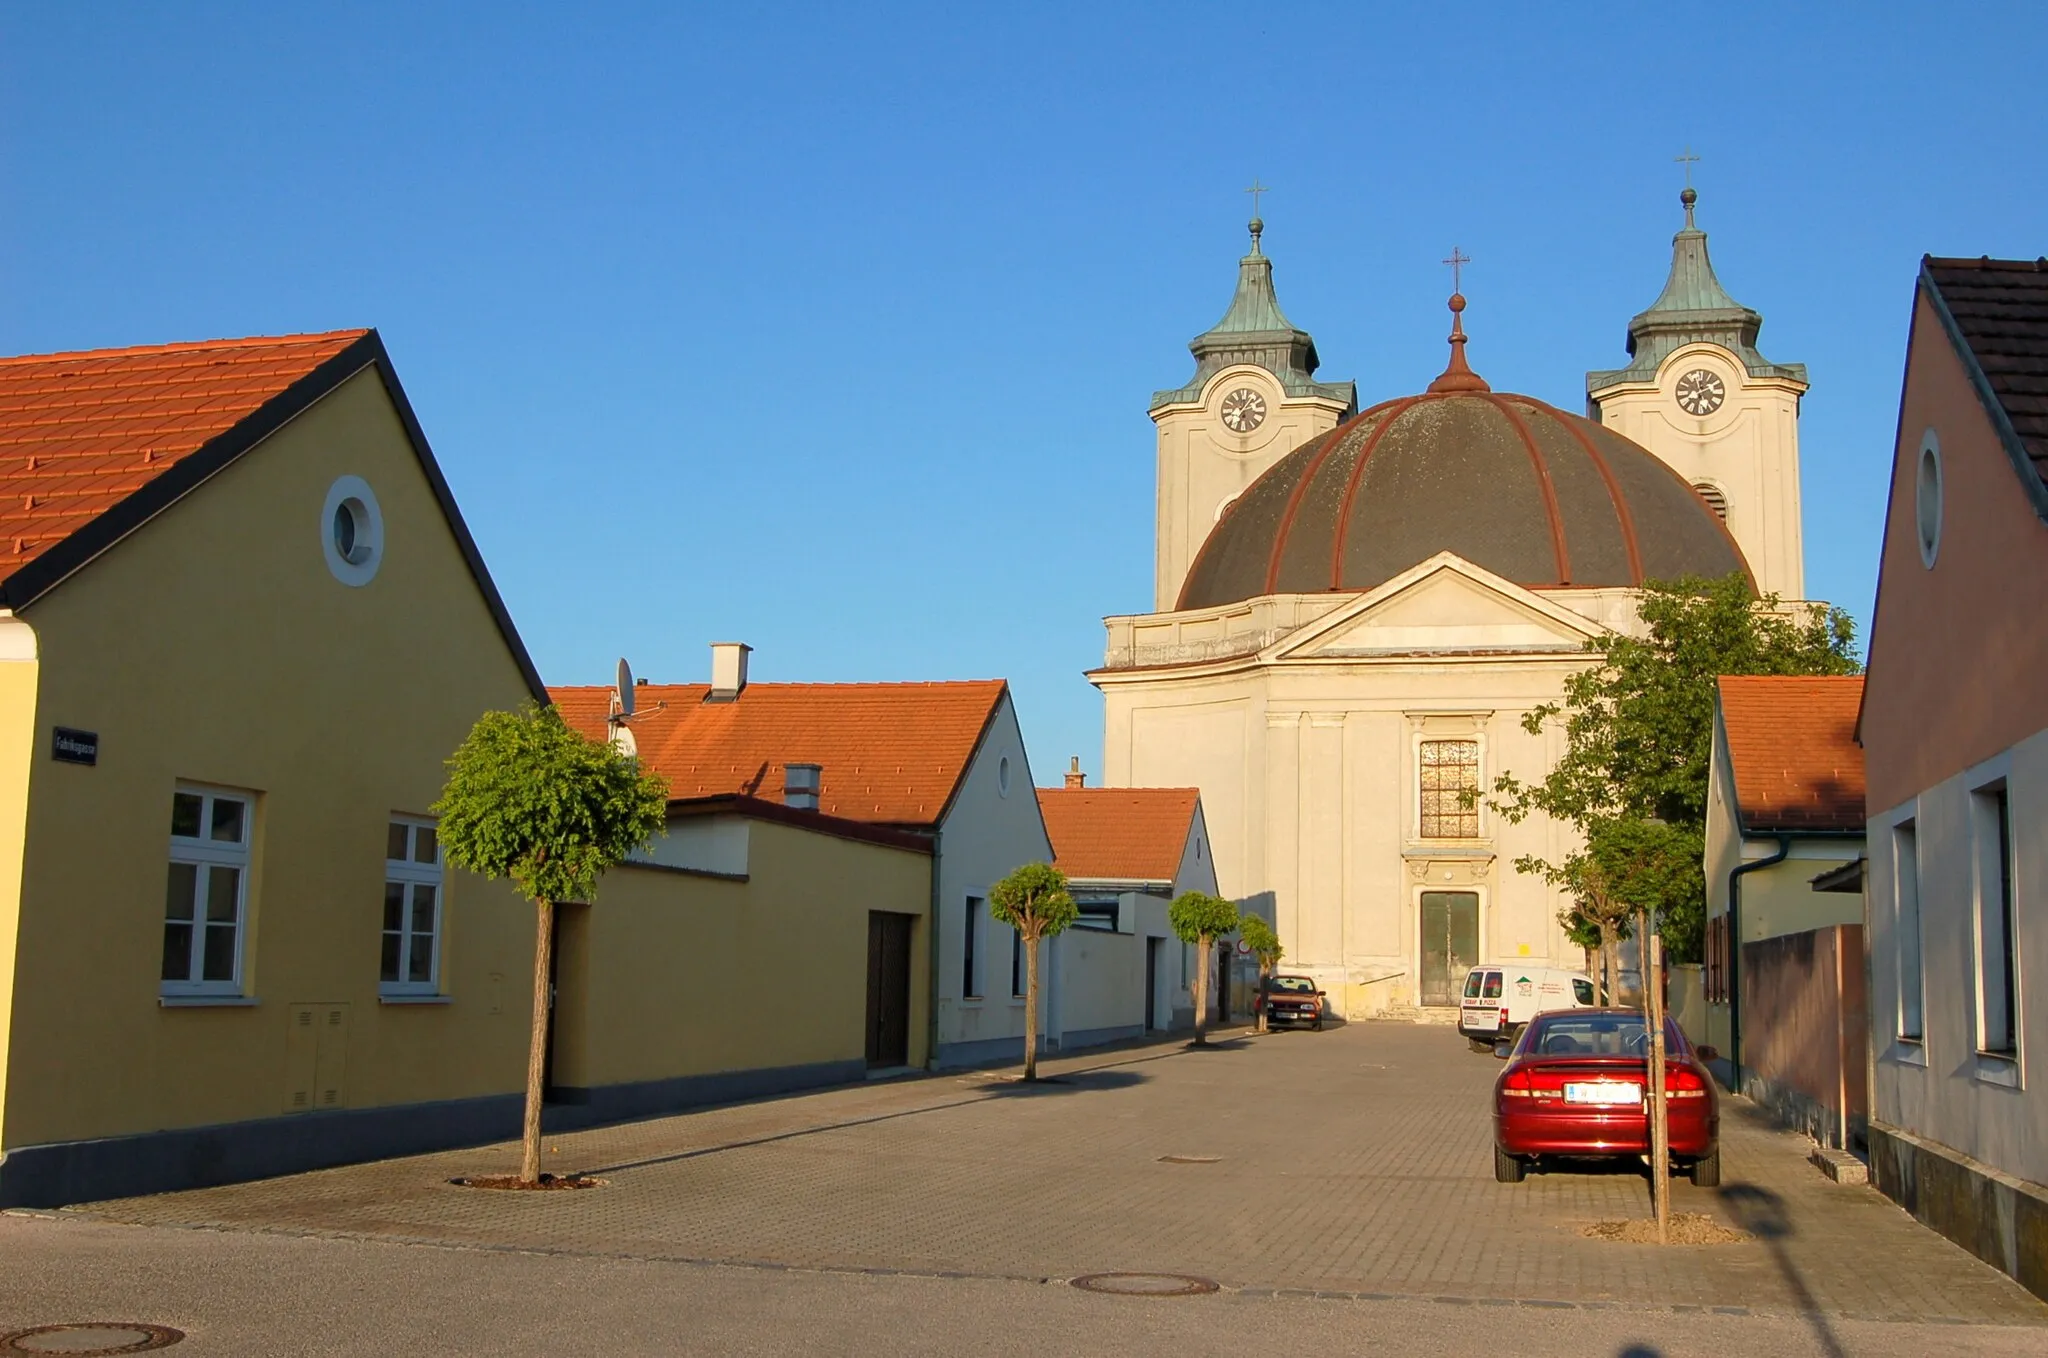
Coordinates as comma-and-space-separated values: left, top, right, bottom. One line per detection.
1176, 294, 1752, 611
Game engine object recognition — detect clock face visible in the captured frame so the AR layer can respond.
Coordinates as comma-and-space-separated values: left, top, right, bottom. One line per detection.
1675, 369, 1727, 417
1220, 387, 1267, 433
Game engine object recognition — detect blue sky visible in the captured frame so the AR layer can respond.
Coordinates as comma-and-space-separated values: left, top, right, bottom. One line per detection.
4, 5, 2043, 781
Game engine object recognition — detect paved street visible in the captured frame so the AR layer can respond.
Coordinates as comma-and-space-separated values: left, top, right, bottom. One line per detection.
5, 1022, 2044, 1354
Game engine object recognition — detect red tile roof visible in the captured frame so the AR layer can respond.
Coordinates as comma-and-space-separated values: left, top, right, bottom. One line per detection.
1717, 675, 1867, 833
550, 680, 1010, 829
1037, 786, 1200, 883
0, 331, 369, 574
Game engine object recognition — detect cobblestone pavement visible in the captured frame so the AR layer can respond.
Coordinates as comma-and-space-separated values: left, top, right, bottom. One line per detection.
63, 1023, 2048, 1329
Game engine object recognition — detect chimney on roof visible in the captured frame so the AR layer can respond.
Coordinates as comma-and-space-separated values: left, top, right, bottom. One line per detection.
1065, 756, 1086, 790
784, 762, 821, 811
708, 642, 751, 702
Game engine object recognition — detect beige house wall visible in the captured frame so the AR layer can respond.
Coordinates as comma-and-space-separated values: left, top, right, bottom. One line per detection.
1863, 290, 2048, 813
548, 818, 932, 1091
1, 368, 538, 1156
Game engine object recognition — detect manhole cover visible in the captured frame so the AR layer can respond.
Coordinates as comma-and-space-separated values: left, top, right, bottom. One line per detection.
1157, 1154, 1220, 1164
1071, 1273, 1220, 1297
0, 1325, 184, 1354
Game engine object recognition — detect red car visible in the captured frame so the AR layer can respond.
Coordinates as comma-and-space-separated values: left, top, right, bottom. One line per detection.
1491, 1008, 1719, 1186
1258, 974, 1325, 1029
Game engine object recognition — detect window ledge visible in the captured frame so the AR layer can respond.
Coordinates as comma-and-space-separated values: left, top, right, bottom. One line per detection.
159, 994, 258, 1008
1972, 1053, 2022, 1088
1885, 1039, 1929, 1068
379, 993, 452, 1006
1400, 845, 1496, 860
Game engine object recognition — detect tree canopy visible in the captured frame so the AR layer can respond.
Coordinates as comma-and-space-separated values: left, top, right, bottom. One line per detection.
1239, 913, 1282, 967
987, 862, 1078, 941
434, 703, 670, 906
1490, 573, 1859, 961
1168, 891, 1240, 946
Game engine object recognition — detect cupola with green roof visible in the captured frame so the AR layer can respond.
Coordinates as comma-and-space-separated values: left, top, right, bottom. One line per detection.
1587, 187, 1807, 396
1151, 217, 1357, 413
1585, 185, 1810, 603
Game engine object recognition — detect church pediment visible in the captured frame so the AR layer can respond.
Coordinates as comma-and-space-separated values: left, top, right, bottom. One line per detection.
1267, 554, 1603, 661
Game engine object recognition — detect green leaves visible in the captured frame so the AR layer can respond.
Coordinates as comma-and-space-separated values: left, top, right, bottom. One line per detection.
433, 704, 670, 906
1490, 573, 1859, 961
987, 862, 1078, 942
1168, 891, 1239, 946
1239, 912, 1282, 965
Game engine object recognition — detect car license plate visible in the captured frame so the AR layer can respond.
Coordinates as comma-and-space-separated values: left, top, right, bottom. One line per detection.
1463, 1008, 1498, 1029
1564, 1082, 1642, 1106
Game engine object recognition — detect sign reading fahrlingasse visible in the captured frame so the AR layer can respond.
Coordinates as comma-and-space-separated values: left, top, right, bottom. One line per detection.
51, 726, 98, 765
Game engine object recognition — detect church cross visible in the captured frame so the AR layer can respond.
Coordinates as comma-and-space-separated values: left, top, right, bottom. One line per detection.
1442, 246, 1470, 294
1675, 146, 1700, 187
1244, 178, 1269, 218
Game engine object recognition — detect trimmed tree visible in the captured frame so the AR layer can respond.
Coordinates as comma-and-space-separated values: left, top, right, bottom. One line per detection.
1239, 913, 1283, 1033
987, 863, 1078, 1081
434, 704, 668, 1183
1490, 572, 1858, 963
1169, 891, 1241, 1046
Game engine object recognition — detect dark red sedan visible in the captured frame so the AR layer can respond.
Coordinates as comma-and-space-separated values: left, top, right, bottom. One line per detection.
1491, 1008, 1719, 1186
1258, 974, 1325, 1030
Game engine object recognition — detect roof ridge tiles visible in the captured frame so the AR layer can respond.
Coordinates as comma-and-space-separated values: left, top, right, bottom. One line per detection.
0, 330, 372, 367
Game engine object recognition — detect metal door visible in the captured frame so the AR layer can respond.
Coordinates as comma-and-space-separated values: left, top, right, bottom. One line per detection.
865, 912, 913, 1068
1419, 892, 1479, 1007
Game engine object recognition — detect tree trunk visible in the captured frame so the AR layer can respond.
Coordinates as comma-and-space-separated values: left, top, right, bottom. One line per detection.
522, 897, 554, 1184
1192, 934, 1210, 1046
1645, 915, 1670, 1245
1600, 920, 1620, 1006
1023, 924, 1040, 1081
1256, 958, 1271, 1034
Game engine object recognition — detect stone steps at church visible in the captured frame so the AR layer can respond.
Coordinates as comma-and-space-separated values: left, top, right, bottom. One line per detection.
1374, 1005, 1462, 1026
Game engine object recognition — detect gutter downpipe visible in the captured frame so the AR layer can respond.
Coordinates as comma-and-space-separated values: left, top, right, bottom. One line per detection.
925, 826, 942, 1071
1726, 834, 1791, 1093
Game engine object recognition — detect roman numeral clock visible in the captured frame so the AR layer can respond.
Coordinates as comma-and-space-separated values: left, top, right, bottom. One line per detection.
1675, 368, 1726, 417
1221, 387, 1267, 433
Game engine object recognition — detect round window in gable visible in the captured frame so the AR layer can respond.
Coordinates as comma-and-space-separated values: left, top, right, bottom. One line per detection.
322, 475, 384, 586
1915, 429, 1943, 569
998, 755, 1012, 797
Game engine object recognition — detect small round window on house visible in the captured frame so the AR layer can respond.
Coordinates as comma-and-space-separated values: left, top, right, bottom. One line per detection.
1916, 431, 1943, 568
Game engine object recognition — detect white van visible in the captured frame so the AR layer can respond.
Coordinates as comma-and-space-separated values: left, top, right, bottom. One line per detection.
1457, 965, 1597, 1049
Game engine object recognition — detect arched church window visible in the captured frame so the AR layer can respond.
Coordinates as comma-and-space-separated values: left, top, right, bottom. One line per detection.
1419, 740, 1481, 839
1693, 482, 1729, 521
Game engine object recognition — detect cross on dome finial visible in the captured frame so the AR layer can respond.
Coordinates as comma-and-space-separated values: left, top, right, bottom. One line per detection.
1675, 147, 1701, 228
1443, 245, 1470, 297
1427, 255, 1490, 395
1245, 178, 1269, 252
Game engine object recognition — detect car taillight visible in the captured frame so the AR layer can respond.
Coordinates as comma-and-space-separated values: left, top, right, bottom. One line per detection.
1499, 1067, 1567, 1100
1664, 1065, 1709, 1100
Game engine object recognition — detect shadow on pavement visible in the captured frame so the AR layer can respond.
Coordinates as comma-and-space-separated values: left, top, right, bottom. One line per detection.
1719, 1182, 1848, 1358
982, 1069, 1148, 1096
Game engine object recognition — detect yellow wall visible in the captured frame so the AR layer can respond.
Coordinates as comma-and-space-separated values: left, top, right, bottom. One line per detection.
0, 619, 40, 1152
548, 818, 931, 1087
1734, 856, 1861, 945
3, 368, 539, 1150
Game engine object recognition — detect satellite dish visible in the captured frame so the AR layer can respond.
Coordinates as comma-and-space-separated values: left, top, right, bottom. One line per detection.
615, 657, 635, 719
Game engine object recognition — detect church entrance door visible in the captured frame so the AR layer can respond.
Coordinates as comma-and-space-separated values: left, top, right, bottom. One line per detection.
1419, 892, 1479, 1007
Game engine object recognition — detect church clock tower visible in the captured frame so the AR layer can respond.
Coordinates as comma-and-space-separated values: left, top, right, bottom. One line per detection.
1150, 214, 1355, 612
1587, 187, 1810, 600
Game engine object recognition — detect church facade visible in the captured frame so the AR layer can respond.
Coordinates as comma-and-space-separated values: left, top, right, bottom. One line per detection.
1091, 190, 1811, 1018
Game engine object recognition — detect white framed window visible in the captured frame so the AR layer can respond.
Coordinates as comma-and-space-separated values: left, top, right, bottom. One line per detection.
162, 786, 253, 997
1894, 819, 1924, 1042
1971, 782, 2018, 1058
1418, 739, 1482, 839
322, 475, 385, 587
383, 818, 443, 995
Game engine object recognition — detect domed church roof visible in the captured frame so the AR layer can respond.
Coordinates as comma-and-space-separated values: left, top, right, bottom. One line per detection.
1177, 293, 1751, 611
